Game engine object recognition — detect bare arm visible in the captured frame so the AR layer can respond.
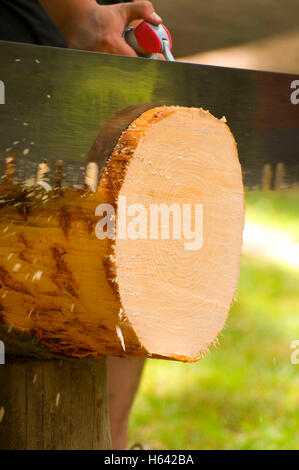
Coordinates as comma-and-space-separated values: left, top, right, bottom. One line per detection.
39, 0, 162, 56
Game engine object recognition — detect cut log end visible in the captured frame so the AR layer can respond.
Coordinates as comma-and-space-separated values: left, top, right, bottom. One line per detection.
0, 106, 244, 362
101, 106, 244, 361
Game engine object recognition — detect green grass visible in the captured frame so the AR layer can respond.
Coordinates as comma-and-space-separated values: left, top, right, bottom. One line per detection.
129, 191, 299, 450
245, 190, 299, 240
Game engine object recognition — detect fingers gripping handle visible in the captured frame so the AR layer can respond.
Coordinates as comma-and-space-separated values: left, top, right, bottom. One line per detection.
124, 21, 174, 61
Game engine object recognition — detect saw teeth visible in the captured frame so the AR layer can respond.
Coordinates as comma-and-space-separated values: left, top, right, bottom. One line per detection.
85, 161, 99, 192
4, 154, 16, 181
36, 159, 50, 183
1, 154, 89, 194
54, 160, 64, 192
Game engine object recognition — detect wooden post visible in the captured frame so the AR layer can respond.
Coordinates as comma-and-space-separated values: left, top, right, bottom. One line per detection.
262, 163, 272, 190
0, 357, 111, 450
274, 162, 285, 190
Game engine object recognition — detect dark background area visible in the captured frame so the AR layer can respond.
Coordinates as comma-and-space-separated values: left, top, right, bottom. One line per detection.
156, 0, 299, 57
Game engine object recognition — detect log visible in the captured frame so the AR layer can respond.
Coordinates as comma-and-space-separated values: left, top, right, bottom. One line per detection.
0, 356, 111, 450
0, 106, 244, 362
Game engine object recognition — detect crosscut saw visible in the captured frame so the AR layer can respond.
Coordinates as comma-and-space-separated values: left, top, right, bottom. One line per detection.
0, 24, 298, 364
0, 35, 298, 191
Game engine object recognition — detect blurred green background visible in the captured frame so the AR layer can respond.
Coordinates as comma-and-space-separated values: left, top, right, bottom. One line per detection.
129, 190, 299, 450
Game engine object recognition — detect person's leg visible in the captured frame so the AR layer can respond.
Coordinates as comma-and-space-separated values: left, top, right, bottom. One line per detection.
107, 356, 146, 449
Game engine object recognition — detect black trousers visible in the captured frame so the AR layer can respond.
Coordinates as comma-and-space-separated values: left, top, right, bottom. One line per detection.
0, 0, 131, 47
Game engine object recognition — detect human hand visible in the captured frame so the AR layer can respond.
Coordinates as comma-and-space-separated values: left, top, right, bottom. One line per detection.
40, 0, 163, 56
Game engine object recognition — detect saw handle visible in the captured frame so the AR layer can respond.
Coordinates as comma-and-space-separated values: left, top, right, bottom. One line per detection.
124, 21, 174, 61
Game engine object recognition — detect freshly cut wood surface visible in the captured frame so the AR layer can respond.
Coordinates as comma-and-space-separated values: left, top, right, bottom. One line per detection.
105, 107, 244, 361
0, 106, 244, 362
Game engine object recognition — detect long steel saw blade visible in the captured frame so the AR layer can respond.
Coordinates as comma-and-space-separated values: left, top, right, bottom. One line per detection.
0, 40, 298, 190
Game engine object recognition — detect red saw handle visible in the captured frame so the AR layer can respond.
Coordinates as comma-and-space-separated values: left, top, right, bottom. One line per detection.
134, 21, 172, 54
124, 21, 174, 61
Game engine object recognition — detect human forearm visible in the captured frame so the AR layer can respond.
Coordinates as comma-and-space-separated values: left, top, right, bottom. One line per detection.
39, 0, 96, 30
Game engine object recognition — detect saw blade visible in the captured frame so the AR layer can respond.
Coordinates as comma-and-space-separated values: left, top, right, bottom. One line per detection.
0, 40, 298, 190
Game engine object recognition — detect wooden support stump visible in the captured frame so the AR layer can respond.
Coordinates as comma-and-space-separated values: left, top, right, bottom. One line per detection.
0, 357, 111, 450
